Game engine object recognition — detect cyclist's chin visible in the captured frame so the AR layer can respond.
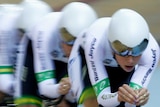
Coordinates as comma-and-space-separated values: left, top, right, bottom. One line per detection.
123, 66, 135, 72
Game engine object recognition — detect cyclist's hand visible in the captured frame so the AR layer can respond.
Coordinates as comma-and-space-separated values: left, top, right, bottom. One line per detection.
58, 77, 71, 95
135, 88, 149, 106
118, 84, 138, 104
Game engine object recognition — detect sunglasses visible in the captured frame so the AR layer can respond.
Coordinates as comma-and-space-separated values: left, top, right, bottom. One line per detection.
112, 39, 148, 56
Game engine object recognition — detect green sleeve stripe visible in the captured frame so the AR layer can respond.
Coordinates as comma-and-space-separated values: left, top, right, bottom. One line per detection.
0, 66, 14, 74
93, 78, 110, 96
0, 66, 13, 69
129, 82, 142, 90
36, 70, 55, 83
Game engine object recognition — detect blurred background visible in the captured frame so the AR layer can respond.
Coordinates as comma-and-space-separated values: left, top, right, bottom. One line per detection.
0, 0, 160, 106
0, 0, 160, 43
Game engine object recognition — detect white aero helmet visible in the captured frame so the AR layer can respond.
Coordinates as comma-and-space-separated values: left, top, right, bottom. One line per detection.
60, 2, 97, 44
0, 4, 23, 32
108, 8, 149, 56
0, 4, 22, 17
17, 0, 53, 31
0, 4, 21, 26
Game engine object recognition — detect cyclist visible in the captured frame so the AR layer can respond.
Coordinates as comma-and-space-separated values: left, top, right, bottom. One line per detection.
0, 4, 23, 106
14, 1, 97, 107
68, 8, 160, 107
14, 0, 53, 107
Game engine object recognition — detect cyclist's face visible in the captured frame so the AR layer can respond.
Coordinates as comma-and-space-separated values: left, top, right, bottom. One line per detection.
115, 54, 141, 72
61, 42, 73, 58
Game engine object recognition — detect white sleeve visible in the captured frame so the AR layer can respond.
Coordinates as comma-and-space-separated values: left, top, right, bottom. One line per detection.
84, 18, 121, 107
0, 10, 21, 66
130, 34, 160, 89
32, 28, 60, 98
68, 33, 88, 102
0, 9, 21, 95
84, 32, 120, 107
31, 12, 63, 98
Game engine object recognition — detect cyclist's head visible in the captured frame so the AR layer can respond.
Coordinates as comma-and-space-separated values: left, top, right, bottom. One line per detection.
0, 4, 22, 15
0, 4, 23, 41
17, 0, 53, 32
60, 2, 97, 45
0, 4, 22, 26
108, 8, 149, 56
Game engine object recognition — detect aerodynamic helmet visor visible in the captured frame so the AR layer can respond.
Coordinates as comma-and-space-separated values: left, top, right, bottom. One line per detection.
111, 39, 148, 56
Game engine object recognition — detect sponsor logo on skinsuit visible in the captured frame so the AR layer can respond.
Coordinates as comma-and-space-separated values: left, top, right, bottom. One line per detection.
89, 38, 99, 81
